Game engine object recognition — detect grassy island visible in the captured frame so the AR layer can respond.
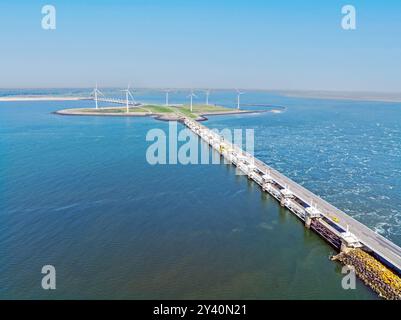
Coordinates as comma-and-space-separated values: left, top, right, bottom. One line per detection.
55, 103, 270, 121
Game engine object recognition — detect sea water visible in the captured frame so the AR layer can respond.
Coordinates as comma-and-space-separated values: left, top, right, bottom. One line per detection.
2, 89, 399, 299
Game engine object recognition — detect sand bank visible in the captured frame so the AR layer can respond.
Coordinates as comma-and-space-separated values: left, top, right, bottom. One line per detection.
0, 96, 90, 102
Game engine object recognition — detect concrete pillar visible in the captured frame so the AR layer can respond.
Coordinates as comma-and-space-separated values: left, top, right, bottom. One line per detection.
305, 215, 312, 229
247, 166, 255, 179
280, 189, 293, 207
263, 182, 272, 193
305, 207, 321, 229
340, 241, 352, 253
340, 231, 362, 252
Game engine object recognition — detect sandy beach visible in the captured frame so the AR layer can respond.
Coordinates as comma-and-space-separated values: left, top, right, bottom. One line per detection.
0, 96, 90, 102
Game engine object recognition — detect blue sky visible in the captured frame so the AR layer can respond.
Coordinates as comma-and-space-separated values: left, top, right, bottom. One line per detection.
0, 0, 400, 91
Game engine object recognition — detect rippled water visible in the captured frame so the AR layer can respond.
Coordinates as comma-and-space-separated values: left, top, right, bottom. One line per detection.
2, 89, 399, 299
206, 95, 401, 244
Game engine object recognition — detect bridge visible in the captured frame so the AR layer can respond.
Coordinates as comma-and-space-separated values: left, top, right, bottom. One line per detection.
97, 97, 142, 106
183, 117, 401, 275
88, 94, 401, 276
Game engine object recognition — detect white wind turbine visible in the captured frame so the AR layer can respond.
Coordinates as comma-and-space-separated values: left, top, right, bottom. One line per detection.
121, 84, 135, 113
91, 83, 104, 109
236, 89, 245, 110
188, 89, 197, 113
204, 89, 211, 105
164, 89, 171, 106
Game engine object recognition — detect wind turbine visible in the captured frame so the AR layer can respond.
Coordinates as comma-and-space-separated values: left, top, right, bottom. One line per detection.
188, 90, 197, 113
91, 83, 104, 109
121, 85, 135, 113
236, 89, 245, 110
164, 89, 171, 106
204, 89, 211, 105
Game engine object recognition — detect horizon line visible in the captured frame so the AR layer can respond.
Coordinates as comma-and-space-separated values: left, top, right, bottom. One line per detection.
1, 87, 401, 95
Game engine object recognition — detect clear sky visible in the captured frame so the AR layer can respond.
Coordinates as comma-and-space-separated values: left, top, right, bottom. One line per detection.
0, 0, 400, 92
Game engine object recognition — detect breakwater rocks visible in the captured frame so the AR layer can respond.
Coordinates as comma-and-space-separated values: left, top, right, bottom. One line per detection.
332, 249, 401, 300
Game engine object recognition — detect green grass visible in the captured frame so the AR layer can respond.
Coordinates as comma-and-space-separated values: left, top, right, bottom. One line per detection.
173, 107, 197, 118
72, 104, 234, 119
77, 106, 165, 113
141, 105, 174, 113
78, 107, 146, 113
190, 104, 231, 113
168, 104, 231, 118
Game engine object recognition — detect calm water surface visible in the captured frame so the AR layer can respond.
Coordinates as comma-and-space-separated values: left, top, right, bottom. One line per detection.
1, 90, 399, 299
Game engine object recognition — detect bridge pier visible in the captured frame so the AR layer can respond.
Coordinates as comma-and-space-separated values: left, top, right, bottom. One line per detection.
181, 117, 401, 276
340, 227, 362, 253
280, 188, 294, 207
305, 207, 322, 229
247, 164, 256, 179
262, 173, 274, 193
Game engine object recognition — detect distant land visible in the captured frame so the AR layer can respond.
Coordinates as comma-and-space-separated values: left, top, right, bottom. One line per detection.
55, 104, 277, 122
276, 90, 401, 103
1, 89, 401, 103
0, 95, 88, 101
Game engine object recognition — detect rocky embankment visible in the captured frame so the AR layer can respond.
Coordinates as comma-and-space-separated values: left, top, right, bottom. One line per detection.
333, 248, 401, 300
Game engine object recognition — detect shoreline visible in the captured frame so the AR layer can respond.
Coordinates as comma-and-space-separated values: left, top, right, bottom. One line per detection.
0, 96, 90, 102
278, 91, 401, 103
54, 106, 280, 122
196, 109, 281, 121
2, 90, 401, 104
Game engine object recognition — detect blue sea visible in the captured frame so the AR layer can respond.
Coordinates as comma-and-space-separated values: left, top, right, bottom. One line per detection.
1, 89, 400, 299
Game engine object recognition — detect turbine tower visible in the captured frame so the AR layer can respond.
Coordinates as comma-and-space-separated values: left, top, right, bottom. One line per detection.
121, 85, 135, 113
164, 89, 171, 106
188, 90, 197, 113
204, 89, 211, 105
91, 83, 104, 109
236, 89, 245, 110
